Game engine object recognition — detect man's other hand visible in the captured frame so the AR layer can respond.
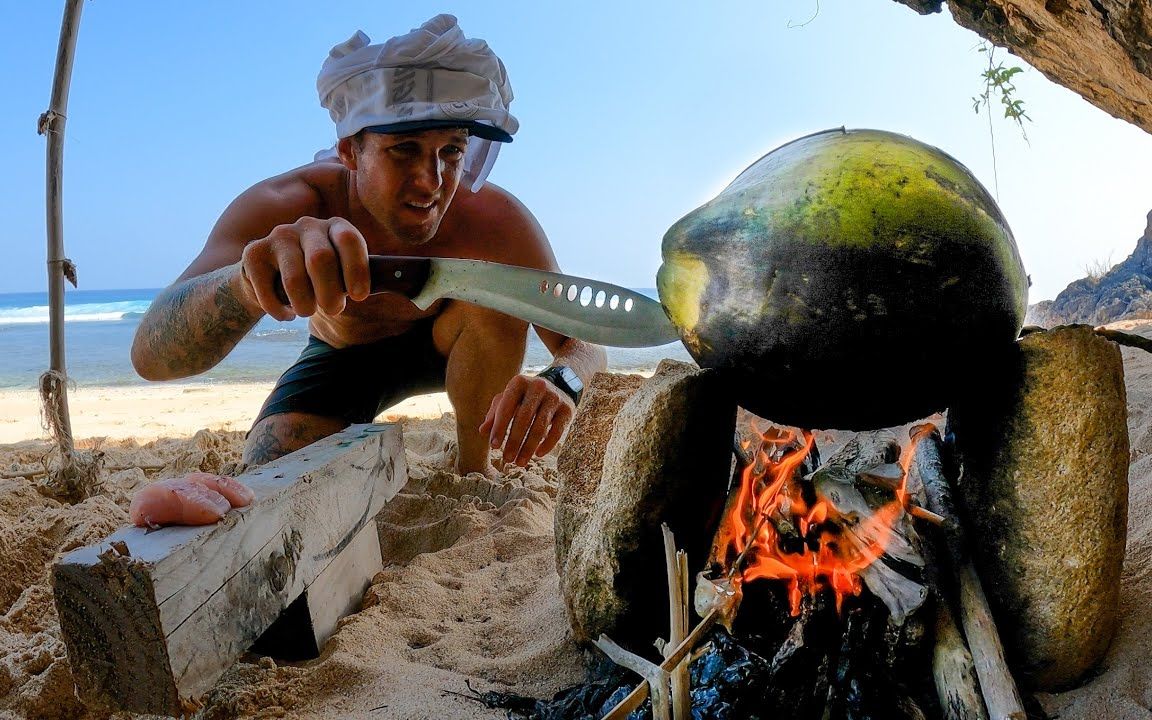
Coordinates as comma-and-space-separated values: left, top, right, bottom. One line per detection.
480, 373, 575, 468
240, 216, 372, 321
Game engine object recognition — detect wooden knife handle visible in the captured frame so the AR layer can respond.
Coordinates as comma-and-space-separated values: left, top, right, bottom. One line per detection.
366, 256, 431, 298
272, 256, 432, 304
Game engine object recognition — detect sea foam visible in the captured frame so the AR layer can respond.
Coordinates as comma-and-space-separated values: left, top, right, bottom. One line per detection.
0, 300, 152, 325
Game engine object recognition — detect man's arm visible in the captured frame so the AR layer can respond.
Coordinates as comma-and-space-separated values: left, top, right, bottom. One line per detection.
131, 172, 342, 380
462, 184, 609, 466
130, 263, 261, 380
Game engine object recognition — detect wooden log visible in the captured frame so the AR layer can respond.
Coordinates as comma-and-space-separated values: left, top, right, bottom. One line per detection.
912, 428, 1025, 720
956, 565, 1025, 720
933, 600, 989, 720
51, 423, 405, 716
824, 430, 900, 474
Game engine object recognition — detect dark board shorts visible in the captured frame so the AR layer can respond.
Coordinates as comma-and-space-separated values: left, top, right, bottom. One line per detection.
254, 320, 447, 427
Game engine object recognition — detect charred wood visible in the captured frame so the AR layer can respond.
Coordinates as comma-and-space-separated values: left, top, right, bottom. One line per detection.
824, 430, 901, 474
825, 607, 931, 720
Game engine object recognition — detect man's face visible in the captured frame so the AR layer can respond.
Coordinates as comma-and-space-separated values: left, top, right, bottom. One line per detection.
344, 128, 470, 245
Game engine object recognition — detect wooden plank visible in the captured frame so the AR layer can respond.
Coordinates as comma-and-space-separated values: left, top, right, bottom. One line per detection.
51, 423, 406, 716
248, 520, 383, 662
305, 520, 382, 648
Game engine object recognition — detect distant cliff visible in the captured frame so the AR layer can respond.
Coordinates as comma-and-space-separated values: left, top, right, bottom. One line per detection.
1027, 210, 1152, 327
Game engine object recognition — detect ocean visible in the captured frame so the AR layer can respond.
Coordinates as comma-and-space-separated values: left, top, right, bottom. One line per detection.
0, 288, 692, 390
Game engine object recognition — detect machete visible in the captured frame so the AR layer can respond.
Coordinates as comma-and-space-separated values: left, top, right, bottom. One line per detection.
358, 256, 682, 348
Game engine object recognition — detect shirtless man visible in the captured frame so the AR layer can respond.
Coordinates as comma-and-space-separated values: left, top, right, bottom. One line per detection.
130, 15, 606, 480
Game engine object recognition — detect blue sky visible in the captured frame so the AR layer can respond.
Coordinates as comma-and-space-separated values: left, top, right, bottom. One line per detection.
5, 1, 1152, 302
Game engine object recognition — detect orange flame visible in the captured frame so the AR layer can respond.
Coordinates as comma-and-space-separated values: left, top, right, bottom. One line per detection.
714, 424, 933, 616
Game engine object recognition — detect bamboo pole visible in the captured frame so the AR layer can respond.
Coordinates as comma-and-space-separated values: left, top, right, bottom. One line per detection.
39, 0, 86, 457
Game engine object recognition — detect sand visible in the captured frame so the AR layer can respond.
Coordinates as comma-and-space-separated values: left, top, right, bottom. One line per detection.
1, 329, 1151, 719
0, 383, 454, 444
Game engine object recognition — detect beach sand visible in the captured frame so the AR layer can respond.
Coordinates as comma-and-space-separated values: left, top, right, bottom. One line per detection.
1, 329, 1150, 719
0, 383, 454, 445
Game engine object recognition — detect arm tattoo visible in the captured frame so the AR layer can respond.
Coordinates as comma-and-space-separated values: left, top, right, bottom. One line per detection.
134, 265, 261, 378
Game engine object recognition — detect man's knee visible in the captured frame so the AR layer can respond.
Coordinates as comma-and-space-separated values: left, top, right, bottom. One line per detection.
433, 302, 529, 359
244, 412, 349, 465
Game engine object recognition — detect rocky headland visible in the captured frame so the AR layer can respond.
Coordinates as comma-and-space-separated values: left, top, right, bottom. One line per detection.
1027, 211, 1152, 327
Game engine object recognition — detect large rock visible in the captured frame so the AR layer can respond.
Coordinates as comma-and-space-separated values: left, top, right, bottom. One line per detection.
555, 371, 648, 570
949, 326, 1129, 690
896, 0, 1152, 136
1027, 210, 1152, 327
556, 361, 737, 650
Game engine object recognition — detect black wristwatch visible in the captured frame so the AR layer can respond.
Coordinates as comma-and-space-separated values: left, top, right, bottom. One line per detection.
538, 365, 584, 406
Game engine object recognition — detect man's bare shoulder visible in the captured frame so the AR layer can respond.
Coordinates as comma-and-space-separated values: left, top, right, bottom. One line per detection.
450, 182, 529, 222
248, 162, 348, 218
442, 182, 551, 264
205, 162, 348, 253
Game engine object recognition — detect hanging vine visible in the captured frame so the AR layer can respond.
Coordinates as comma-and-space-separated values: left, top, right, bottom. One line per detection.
972, 41, 1032, 198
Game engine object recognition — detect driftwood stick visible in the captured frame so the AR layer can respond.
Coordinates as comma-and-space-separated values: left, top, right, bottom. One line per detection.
594, 635, 672, 720
675, 550, 690, 716
934, 597, 990, 720
850, 459, 944, 525
662, 525, 685, 644
672, 550, 681, 626
912, 431, 966, 562
957, 565, 1025, 720
1, 468, 50, 480
601, 607, 724, 720
660, 524, 691, 720
1094, 327, 1152, 353
601, 684, 648, 719
914, 429, 1026, 720
908, 503, 946, 526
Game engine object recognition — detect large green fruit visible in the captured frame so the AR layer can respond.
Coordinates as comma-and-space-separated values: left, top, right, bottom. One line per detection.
657, 128, 1028, 429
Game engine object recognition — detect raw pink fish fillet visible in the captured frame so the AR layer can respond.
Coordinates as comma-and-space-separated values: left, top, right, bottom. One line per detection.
130, 472, 255, 528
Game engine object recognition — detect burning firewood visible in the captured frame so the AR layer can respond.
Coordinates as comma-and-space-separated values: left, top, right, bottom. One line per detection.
587, 422, 971, 719
594, 636, 673, 720
910, 425, 1026, 720
809, 465, 928, 624
700, 423, 942, 636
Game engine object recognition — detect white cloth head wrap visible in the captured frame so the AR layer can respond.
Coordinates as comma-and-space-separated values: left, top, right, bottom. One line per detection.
316, 14, 518, 191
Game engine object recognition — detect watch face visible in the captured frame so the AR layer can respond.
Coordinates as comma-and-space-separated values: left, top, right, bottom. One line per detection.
541, 365, 582, 404
558, 366, 583, 393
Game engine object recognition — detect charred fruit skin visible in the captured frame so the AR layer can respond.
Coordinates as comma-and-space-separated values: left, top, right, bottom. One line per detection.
657, 128, 1028, 429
